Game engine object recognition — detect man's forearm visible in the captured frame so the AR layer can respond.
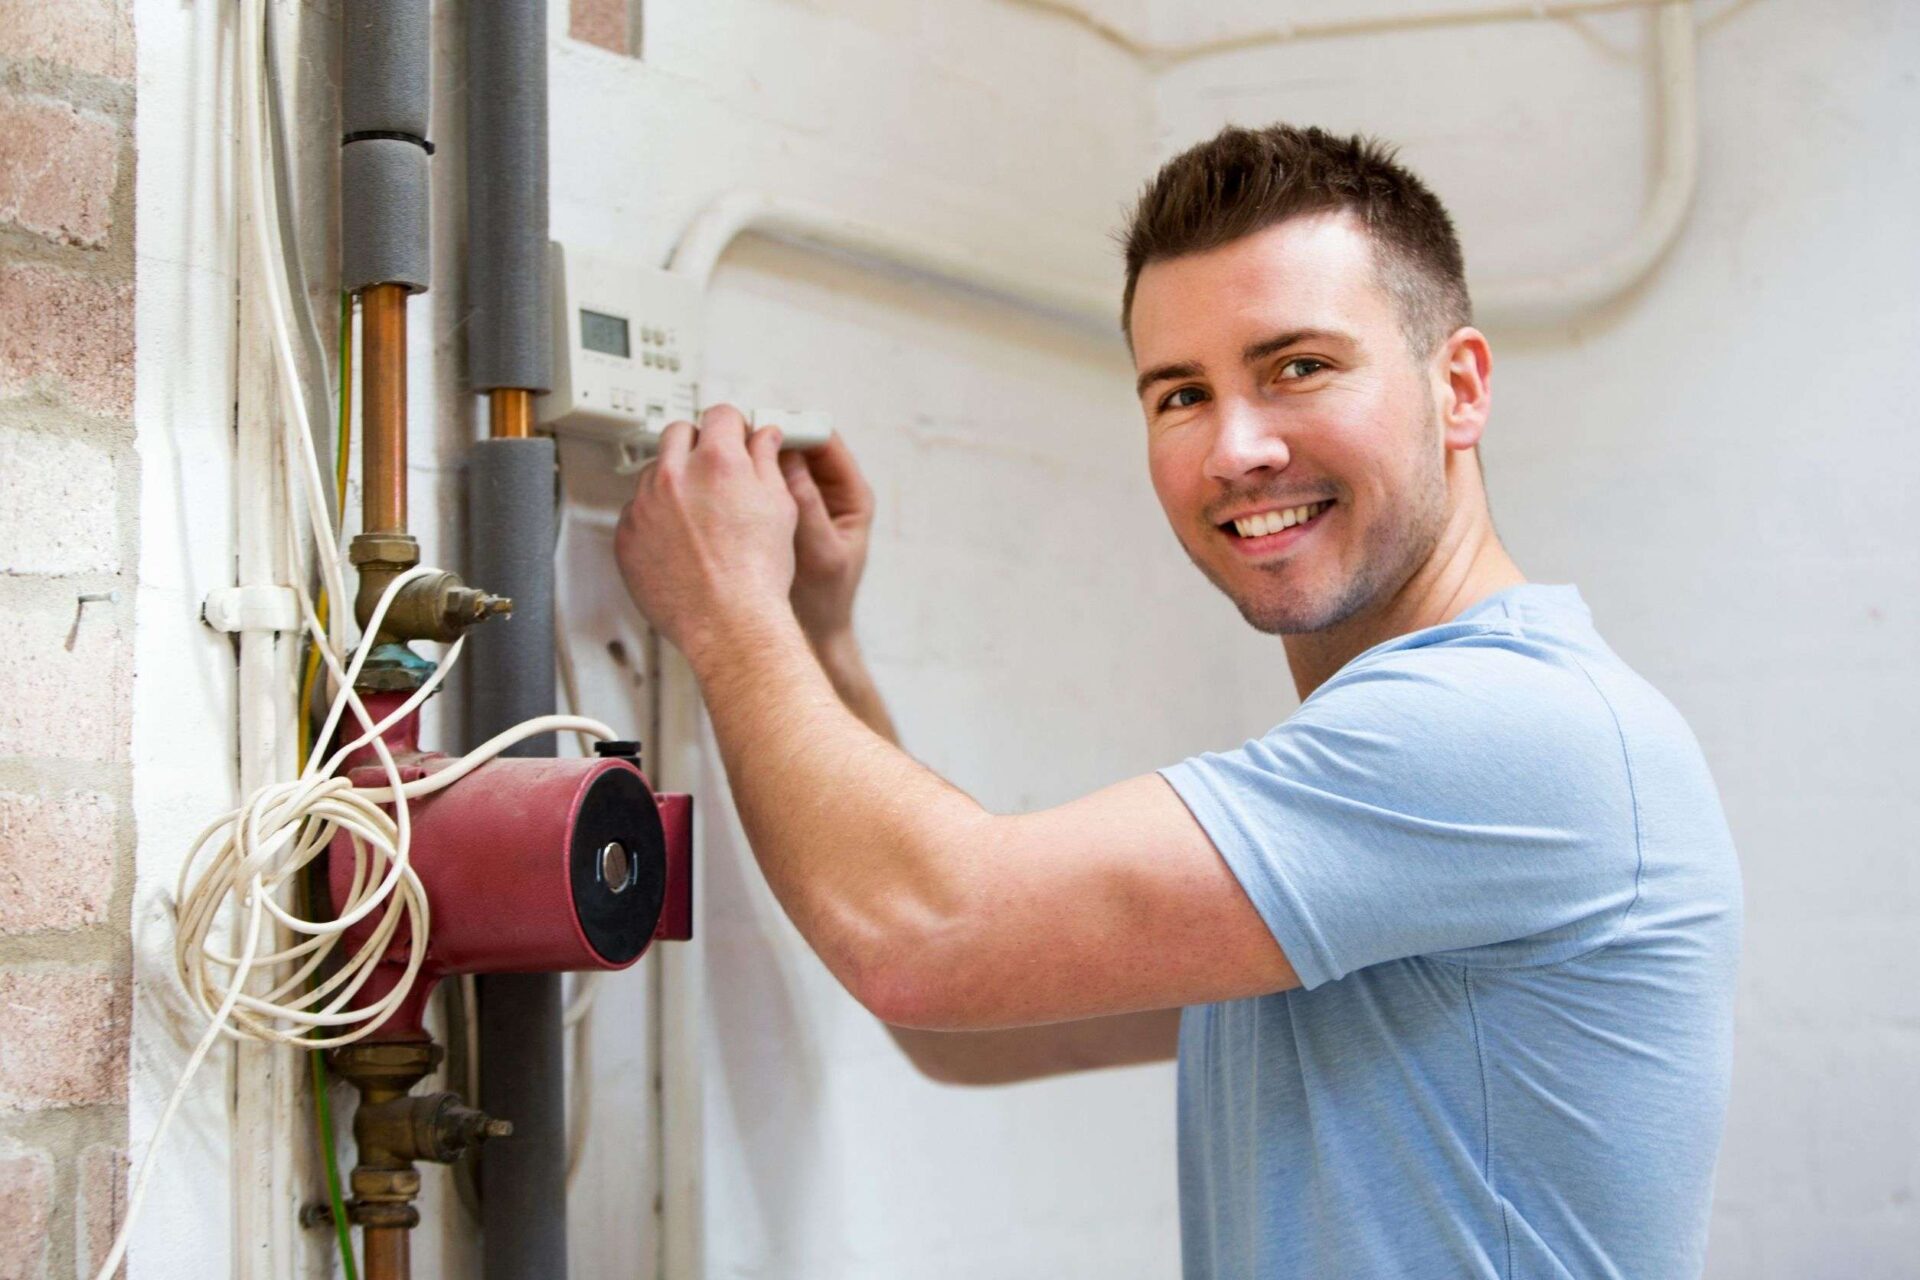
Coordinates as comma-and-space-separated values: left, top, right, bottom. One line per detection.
809, 628, 899, 745
801, 627, 1180, 1083
684, 609, 989, 1021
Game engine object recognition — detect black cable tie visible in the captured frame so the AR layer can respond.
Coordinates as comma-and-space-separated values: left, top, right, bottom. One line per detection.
341, 130, 436, 155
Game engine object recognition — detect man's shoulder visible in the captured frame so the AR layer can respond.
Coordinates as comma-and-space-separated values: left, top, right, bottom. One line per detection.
1303, 614, 1618, 748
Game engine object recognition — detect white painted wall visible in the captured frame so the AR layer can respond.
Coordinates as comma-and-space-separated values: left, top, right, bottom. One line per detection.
129, 3, 243, 1274
133, 0, 1273, 1277
539, 4, 1274, 1276
1153, 0, 1920, 1273
128, 0, 1914, 1275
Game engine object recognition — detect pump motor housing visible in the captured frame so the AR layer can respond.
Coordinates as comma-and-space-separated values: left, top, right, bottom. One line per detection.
327, 737, 692, 1040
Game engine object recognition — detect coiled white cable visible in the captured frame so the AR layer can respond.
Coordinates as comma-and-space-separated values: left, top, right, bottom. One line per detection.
95, 5, 614, 1275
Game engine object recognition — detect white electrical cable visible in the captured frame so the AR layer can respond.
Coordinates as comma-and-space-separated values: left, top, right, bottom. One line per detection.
96, 6, 615, 1276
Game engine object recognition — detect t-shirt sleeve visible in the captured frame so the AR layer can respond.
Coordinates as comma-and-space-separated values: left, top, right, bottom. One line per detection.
1160, 637, 1642, 989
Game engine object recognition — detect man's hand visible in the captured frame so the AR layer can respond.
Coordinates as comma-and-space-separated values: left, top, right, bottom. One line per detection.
780, 433, 875, 646
778, 434, 899, 741
615, 404, 797, 663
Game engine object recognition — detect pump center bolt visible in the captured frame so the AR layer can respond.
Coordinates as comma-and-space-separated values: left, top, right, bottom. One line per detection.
597, 841, 635, 894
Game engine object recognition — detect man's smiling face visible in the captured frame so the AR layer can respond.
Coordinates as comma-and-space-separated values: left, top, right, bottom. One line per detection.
1131, 212, 1452, 636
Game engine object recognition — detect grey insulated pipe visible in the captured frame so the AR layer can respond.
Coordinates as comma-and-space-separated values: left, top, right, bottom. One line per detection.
341, 0, 431, 294
466, 0, 552, 393
464, 3, 567, 1278
464, 439, 566, 1280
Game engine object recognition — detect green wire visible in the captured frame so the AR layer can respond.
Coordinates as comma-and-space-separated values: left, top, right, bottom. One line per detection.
301, 290, 359, 1280
310, 1048, 358, 1279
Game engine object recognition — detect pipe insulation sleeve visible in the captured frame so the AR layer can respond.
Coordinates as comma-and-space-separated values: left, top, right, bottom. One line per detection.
466, 0, 552, 392
342, 139, 431, 293
464, 437, 569, 1280
477, 974, 567, 1278
464, 439, 558, 748
342, 0, 431, 139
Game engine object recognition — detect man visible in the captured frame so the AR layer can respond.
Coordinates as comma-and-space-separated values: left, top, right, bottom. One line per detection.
615, 125, 1741, 1278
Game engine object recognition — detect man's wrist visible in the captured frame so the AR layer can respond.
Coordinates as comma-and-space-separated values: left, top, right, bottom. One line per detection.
805, 624, 865, 675
679, 602, 811, 684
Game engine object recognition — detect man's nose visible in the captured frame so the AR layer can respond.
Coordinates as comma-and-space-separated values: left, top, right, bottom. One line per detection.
1203, 400, 1291, 483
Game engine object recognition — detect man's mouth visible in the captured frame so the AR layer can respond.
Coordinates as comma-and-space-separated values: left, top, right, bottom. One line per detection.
1220, 499, 1335, 541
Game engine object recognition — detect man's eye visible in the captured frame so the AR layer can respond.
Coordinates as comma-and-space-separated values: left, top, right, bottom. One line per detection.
1161, 385, 1207, 411
1279, 358, 1328, 380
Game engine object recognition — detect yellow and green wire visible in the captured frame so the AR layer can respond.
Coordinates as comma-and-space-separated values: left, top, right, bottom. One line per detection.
295, 291, 358, 1279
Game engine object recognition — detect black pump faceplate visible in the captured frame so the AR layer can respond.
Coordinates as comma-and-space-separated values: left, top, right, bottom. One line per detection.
568, 766, 667, 964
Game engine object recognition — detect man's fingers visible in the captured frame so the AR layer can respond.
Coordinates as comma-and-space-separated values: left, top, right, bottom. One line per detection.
747, 424, 785, 482
696, 403, 750, 458
656, 418, 696, 472
782, 450, 830, 525
804, 432, 874, 519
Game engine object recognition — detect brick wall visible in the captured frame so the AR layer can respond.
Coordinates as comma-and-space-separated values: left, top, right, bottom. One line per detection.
0, 1, 136, 1276
570, 0, 633, 56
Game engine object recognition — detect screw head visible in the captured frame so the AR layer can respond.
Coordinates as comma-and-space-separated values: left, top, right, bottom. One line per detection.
597, 841, 635, 894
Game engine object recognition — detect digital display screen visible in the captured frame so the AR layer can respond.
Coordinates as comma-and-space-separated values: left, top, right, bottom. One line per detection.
580, 308, 631, 358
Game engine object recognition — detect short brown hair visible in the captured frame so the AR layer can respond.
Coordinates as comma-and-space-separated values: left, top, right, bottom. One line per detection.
1120, 125, 1471, 355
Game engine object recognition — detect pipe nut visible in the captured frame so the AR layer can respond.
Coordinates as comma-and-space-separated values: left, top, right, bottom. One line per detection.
345, 1199, 421, 1230
349, 532, 420, 568
350, 1166, 423, 1203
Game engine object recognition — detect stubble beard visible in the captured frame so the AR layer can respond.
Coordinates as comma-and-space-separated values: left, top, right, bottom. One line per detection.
1186, 431, 1450, 638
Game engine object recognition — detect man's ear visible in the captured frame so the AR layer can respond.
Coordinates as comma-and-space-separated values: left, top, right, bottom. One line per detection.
1434, 327, 1492, 452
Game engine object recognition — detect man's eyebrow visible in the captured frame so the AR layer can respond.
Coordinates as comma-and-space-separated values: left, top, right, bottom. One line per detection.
1242, 328, 1352, 364
1135, 361, 1202, 399
1136, 330, 1355, 399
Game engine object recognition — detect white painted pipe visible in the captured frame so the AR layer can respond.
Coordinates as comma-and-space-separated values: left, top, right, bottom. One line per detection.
1475, 1, 1698, 326
673, 4, 1696, 335
668, 189, 1118, 333
1006, 0, 1685, 66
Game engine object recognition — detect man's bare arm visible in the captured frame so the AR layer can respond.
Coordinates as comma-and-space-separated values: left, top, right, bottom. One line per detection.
812, 620, 1178, 1084
614, 412, 1297, 1032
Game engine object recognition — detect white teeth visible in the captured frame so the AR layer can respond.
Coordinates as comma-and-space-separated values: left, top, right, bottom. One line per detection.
1232, 501, 1330, 538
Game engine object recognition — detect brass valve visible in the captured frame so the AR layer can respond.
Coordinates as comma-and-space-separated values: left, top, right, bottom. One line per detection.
350, 533, 513, 645
354, 1090, 513, 1168
322, 1040, 510, 1239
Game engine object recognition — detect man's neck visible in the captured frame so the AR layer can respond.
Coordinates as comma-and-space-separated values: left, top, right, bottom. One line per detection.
1282, 493, 1525, 700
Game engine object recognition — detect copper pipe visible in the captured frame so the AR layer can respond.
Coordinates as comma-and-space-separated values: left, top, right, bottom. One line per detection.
363, 1226, 410, 1280
489, 387, 534, 439
361, 283, 409, 534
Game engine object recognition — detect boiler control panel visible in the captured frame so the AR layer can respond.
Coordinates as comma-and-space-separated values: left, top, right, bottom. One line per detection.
539, 241, 832, 473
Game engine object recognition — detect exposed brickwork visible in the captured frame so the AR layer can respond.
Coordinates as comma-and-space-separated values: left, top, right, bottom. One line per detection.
0, 93, 119, 249
0, 427, 119, 575
0, 1, 135, 1271
0, 605, 133, 762
0, 1140, 53, 1280
0, 265, 134, 417
570, 0, 632, 55
0, 790, 116, 933
0, 965, 129, 1112
75, 1143, 125, 1280
0, 0, 134, 83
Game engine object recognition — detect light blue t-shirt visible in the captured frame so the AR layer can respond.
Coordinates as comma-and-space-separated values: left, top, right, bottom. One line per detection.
1160, 585, 1741, 1280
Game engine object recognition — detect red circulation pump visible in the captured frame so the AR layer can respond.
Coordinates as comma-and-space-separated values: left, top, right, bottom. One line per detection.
327, 693, 693, 1041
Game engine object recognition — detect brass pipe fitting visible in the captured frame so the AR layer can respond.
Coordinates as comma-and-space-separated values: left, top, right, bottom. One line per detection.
489, 387, 535, 439
330, 1040, 510, 1280
348, 533, 512, 691
355, 1090, 513, 1166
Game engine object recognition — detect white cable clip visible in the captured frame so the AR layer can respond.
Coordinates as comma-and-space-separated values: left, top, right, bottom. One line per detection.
202, 585, 302, 634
